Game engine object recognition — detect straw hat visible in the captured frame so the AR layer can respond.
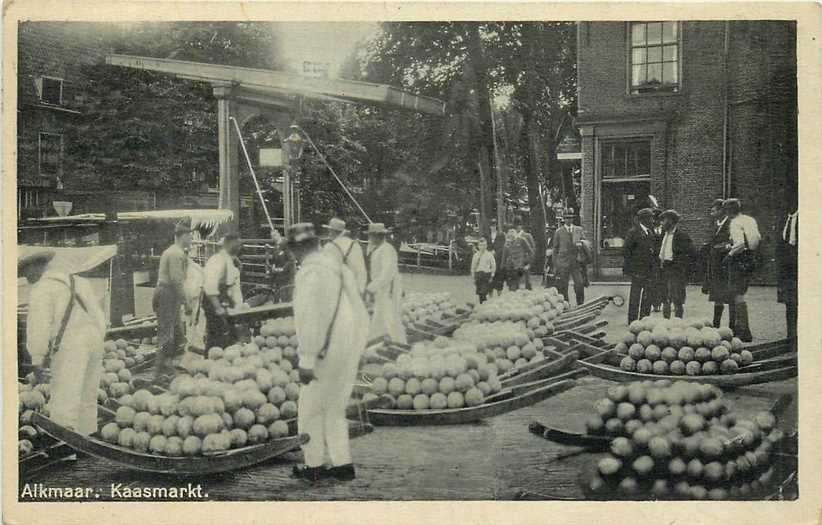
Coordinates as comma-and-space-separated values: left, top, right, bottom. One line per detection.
322, 218, 347, 234
367, 223, 390, 235
18, 249, 55, 274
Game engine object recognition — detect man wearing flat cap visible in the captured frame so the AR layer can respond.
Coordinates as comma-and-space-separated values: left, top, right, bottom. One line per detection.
153, 221, 192, 377
22, 249, 107, 436
202, 231, 244, 349
289, 223, 369, 482
322, 217, 367, 296
551, 209, 589, 306
657, 209, 695, 319
366, 223, 407, 344
623, 208, 658, 323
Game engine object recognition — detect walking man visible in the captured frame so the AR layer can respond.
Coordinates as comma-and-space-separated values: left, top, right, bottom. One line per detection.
202, 232, 243, 349
723, 198, 761, 341
322, 217, 367, 295
623, 208, 658, 323
657, 210, 694, 319
501, 228, 527, 291
777, 204, 798, 341
551, 209, 588, 306
290, 223, 369, 482
153, 222, 192, 377
489, 223, 507, 296
366, 223, 407, 343
23, 249, 107, 436
514, 221, 536, 290
471, 237, 496, 303
702, 199, 732, 327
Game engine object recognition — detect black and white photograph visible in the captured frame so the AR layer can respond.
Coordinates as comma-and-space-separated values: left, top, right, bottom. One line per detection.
4, 2, 820, 523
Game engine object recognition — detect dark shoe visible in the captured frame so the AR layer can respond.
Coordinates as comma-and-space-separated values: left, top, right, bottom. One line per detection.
291, 465, 328, 482
712, 304, 725, 328
327, 464, 356, 481
734, 303, 753, 342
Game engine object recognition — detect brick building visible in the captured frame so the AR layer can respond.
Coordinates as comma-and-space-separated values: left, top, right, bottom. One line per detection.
16, 22, 116, 220
16, 22, 224, 223
576, 21, 797, 283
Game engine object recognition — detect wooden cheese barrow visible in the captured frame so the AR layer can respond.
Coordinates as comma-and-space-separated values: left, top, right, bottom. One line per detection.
575, 338, 797, 388
365, 376, 578, 426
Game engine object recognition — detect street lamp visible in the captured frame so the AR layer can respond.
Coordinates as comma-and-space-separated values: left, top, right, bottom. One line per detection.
283, 125, 304, 160
282, 124, 304, 228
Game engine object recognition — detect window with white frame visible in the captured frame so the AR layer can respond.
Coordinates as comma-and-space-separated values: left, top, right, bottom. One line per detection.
38, 133, 63, 176
629, 22, 680, 94
38, 76, 63, 105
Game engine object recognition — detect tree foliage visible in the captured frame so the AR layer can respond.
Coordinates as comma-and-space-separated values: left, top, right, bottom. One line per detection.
64, 23, 283, 193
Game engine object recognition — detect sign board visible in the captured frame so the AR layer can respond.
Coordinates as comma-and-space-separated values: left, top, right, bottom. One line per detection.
302, 61, 330, 79
259, 148, 283, 167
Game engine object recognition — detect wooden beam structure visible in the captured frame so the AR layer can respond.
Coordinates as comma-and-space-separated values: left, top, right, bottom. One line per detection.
105, 54, 446, 233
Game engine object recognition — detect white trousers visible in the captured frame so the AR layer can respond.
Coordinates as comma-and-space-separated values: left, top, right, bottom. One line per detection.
48, 337, 104, 436
369, 291, 407, 344
297, 315, 365, 467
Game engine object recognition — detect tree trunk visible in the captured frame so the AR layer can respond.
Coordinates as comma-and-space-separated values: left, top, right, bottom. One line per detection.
520, 23, 547, 271
522, 111, 547, 271
466, 24, 496, 239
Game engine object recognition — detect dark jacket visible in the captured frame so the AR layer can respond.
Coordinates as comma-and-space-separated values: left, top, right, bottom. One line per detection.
776, 213, 798, 304
488, 231, 507, 267
623, 224, 657, 279
703, 218, 732, 302
502, 238, 529, 270
551, 225, 586, 273
659, 227, 695, 280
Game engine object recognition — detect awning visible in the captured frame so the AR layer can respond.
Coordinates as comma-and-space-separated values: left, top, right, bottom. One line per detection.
18, 244, 118, 276
32, 209, 234, 230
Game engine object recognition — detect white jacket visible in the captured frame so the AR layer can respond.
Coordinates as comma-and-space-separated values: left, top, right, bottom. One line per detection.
26, 272, 106, 366
366, 242, 407, 344
294, 250, 369, 369
323, 235, 367, 295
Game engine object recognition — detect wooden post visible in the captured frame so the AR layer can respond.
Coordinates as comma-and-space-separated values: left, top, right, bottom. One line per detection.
214, 84, 241, 232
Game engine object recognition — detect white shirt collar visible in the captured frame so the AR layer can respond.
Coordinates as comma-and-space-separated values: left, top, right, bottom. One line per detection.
639, 224, 649, 235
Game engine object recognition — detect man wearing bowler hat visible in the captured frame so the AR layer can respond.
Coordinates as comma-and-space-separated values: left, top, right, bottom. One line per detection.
551, 209, 589, 306
289, 223, 369, 482
366, 223, 407, 343
22, 249, 107, 436
153, 221, 192, 377
623, 208, 658, 323
322, 217, 367, 295
657, 209, 695, 319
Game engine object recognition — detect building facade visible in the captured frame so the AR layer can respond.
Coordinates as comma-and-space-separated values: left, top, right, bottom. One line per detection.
576, 21, 797, 283
16, 22, 228, 224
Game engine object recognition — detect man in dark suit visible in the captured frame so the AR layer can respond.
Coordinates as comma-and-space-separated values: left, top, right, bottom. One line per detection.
657, 209, 695, 319
623, 208, 658, 324
488, 223, 507, 296
551, 210, 588, 306
776, 206, 798, 340
514, 220, 536, 290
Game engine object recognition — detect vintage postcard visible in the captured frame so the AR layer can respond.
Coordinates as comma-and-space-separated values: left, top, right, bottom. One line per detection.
3, 1, 821, 524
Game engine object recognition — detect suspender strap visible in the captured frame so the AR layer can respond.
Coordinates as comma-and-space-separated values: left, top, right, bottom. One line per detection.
317, 270, 346, 361
49, 275, 77, 357
332, 238, 356, 264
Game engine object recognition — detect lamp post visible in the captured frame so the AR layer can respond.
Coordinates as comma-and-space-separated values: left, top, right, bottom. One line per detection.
282, 124, 304, 229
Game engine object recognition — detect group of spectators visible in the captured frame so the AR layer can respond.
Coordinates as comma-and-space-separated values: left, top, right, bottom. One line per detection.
470, 220, 536, 303
623, 198, 770, 342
